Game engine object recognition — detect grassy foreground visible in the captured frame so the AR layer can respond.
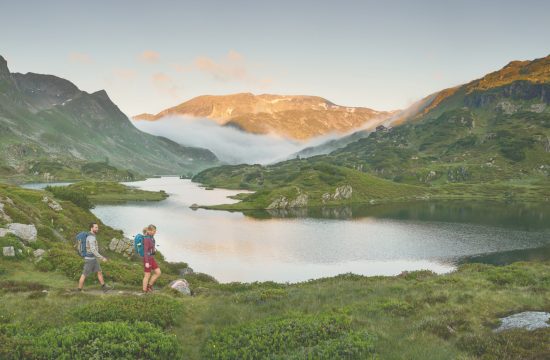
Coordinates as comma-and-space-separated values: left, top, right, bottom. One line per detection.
0, 183, 549, 359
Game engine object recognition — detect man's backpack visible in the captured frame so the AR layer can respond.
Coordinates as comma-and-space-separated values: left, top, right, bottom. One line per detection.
134, 234, 145, 257
75, 232, 89, 257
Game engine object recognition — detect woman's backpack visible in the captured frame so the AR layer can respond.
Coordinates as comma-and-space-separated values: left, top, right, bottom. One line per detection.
134, 234, 145, 257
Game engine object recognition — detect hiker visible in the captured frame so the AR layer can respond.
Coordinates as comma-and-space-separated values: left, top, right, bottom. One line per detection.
142, 224, 161, 292
77, 223, 112, 292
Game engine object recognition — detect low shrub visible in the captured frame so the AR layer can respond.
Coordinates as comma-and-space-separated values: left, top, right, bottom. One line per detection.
0, 280, 48, 293
202, 313, 352, 359
2, 321, 182, 360
234, 288, 288, 304
72, 295, 183, 328
378, 299, 415, 317
45, 186, 93, 209
276, 331, 376, 360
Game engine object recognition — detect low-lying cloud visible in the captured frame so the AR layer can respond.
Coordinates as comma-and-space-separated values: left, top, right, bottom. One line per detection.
132, 116, 340, 165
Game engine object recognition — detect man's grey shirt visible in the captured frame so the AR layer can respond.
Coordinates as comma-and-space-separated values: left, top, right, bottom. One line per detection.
85, 234, 104, 260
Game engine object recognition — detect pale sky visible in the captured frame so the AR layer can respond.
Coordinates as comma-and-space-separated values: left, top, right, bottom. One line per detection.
1, 0, 549, 116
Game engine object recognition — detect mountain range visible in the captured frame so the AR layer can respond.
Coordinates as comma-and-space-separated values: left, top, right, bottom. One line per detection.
133, 93, 394, 140
193, 54, 550, 209
0, 56, 219, 181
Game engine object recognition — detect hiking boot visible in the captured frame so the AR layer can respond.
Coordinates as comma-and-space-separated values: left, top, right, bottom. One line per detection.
102, 283, 113, 293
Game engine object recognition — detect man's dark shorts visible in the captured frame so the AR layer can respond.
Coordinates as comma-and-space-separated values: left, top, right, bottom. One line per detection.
82, 258, 102, 276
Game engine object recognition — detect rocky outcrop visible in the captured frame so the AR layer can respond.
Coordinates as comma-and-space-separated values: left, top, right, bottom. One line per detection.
169, 279, 191, 296
108, 237, 134, 259
322, 185, 353, 204
42, 196, 62, 212
267, 190, 309, 209
7, 223, 37, 242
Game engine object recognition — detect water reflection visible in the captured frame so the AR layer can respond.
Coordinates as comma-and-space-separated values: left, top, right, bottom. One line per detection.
86, 177, 550, 283
249, 201, 550, 231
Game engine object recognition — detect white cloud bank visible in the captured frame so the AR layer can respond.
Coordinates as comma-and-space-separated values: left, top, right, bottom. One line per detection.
133, 116, 340, 165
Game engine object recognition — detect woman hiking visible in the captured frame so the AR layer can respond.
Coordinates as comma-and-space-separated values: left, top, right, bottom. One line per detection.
142, 224, 161, 293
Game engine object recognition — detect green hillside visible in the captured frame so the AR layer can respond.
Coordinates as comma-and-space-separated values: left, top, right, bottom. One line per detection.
0, 56, 219, 182
193, 55, 550, 209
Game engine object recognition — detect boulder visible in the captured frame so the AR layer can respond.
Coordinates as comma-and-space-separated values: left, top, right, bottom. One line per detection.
3, 246, 15, 257
33, 249, 46, 258
169, 279, 191, 296
495, 311, 550, 332
0, 228, 9, 237
7, 223, 37, 242
108, 237, 134, 258
179, 267, 194, 276
42, 196, 63, 212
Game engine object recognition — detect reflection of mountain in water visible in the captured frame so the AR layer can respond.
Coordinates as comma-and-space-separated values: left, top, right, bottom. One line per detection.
249, 201, 550, 231
265, 206, 353, 220
459, 244, 550, 266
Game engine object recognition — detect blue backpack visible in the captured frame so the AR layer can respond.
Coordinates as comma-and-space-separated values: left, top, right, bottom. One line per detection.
75, 232, 89, 257
134, 234, 145, 257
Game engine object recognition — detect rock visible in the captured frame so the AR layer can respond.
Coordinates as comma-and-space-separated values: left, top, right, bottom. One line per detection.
288, 193, 308, 208
189, 203, 200, 209
178, 267, 194, 276
333, 185, 353, 200
42, 196, 62, 212
267, 196, 289, 210
108, 237, 134, 258
529, 103, 546, 113
3, 246, 15, 257
494, 311, 550, 332
0, 228, 9, 237
321, 185, 353, 204
33, 249, 46, 258
425, 170, 437, 182
7, 223, 37, 242
169, 279, 191, 296
496, 101, 518, 115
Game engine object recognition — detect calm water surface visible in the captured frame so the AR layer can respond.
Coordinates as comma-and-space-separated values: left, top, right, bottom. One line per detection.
86, 177, 550, 283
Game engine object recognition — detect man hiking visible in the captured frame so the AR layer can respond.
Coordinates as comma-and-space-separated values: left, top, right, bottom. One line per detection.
78, 223, 112, 292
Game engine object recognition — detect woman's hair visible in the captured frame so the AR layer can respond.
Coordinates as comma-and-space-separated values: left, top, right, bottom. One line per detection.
143, 224, 157, 235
